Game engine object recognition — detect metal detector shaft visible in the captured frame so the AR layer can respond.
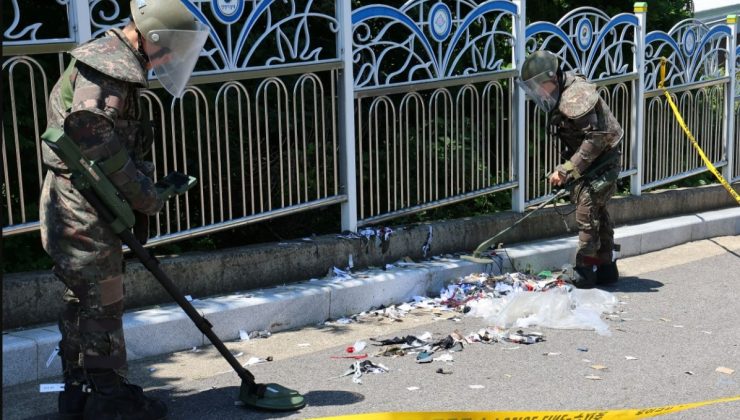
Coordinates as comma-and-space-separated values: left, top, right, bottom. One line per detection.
77, 186, 256, 387
471, 188, 568, 256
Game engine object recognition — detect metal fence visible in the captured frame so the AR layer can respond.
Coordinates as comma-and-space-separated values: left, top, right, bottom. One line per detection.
2, 1, 739, 246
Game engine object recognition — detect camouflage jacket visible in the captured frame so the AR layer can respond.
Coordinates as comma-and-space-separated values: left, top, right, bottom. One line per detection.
42, 28, 163, 215
550, 72, 624, 181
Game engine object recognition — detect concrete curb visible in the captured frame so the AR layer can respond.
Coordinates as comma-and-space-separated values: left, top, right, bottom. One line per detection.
4, 207, 739, 387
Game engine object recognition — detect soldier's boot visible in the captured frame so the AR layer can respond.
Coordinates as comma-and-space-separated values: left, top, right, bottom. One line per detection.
596, 262, 619, 284
58, 334, 89, 420
572, 265, 597, 289
596, 244, 620, 285
58, 368, 89, 419
83, 369, 167, 420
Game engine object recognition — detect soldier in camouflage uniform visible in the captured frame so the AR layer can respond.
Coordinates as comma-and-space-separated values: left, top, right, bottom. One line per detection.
519, 51, 623, 288
40, 1, 208, 418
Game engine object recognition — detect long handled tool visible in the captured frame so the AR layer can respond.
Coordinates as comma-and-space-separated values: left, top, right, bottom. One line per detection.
461, 188, 568, 264
42, 128, 305, 411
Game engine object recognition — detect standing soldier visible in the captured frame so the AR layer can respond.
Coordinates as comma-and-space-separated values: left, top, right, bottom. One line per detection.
39, 0, 208, 418
518, 51, 623, 288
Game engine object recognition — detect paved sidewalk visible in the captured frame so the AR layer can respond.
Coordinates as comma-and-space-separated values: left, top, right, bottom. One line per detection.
3, 207, 739, 387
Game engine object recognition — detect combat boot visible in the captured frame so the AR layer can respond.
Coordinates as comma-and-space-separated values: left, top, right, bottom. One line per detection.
58, 349, 89, 419
58, 374, 89, 419
572, 265, 597, 289
83, 370, 167, 420
596, 261, 619, 284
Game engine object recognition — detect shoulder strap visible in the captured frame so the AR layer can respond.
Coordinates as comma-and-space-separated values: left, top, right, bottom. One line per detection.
60, 57, 78, 113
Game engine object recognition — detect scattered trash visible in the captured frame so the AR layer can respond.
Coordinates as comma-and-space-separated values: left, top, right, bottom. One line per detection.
416, 351, 434, 363
685, 371, 695, 375
433, 354, 454, 362
340, 360, 390, 384
469, 385, 485, 389
185, 295, 193, 302
331, 354, 368, 360
346, 340, 367, 353
585, 375, 602, 380
46, 346, 59, 368
148, 368, 156, 372
248, 330, 271, 339
407, 386, 420, 391
436, 368, 452, 375
716, 367, 735, 375
231, 352, 244, 358
39, 383, 65, 393
191, 347, 201, 353
543, 352, 561, 356
577, 347, 589, 352
590, 365, 608, 371
297, 343, 311, 347
700, 331, 712, 335
239, 330, 250, 341
244, 357, 272, 366
328, 266, 353, 280
422, 226, 433, 258
625, 356, 638, 360
673, 325, 684, 328
659, 318, 671, 322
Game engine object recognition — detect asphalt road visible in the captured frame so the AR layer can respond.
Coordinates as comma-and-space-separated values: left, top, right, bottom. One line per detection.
4, 237, 739, 419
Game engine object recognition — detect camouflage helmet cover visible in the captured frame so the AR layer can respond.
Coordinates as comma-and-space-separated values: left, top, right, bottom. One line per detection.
518, 51, 561, 113
129, 0, 199, 36
520, 50, 559, 82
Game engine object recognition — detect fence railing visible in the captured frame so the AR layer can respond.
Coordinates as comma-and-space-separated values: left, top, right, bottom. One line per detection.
3, 1, 739, 246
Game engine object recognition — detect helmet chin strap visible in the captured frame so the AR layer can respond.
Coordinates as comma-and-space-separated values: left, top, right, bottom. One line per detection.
135, 29, 150, 64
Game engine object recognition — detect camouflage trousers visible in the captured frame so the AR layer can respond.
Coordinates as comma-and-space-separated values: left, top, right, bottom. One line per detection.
40, 173, 128, 376
570, 177, 617, 266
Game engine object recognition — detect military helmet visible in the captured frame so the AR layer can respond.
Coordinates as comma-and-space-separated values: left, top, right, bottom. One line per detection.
129, 0, 209, 97
518, 51, 561, 113
520, 51, 559, 82
130, 0, 199, 36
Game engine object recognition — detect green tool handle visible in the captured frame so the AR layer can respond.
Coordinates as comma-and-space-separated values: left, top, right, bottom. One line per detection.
471, 188, 568, 256
76, 185, 257, 387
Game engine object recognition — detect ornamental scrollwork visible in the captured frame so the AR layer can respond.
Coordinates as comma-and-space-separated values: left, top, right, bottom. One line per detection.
644, 19, 732, 90
351, 0, 518, 90
525, 7, 639, 81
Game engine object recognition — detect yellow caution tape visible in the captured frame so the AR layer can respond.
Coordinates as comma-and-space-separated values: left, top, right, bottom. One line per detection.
658, 57, 740, 205
311, 394, 740, 420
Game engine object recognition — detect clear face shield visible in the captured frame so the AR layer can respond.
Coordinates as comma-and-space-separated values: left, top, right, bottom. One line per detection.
517, 70, 560, 113
143, 22, 209, 98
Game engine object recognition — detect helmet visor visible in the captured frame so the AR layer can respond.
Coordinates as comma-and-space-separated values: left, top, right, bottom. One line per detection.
517, 70, 560, 113
144, 22, 209, 97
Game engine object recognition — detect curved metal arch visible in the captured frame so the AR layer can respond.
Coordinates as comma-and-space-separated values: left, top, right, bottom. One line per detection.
645, 21, 731, 89
441, 1, 518, 75
526, 9, 638, 80
353, 5, 439, 75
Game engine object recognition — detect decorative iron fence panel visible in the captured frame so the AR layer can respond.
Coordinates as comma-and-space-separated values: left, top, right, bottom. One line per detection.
2, 1, 739, 243
350, 0, 519, 225
642, 19, 733, 189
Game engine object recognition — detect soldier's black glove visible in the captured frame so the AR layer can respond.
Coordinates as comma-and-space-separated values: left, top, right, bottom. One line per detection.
155, 172, 196, 201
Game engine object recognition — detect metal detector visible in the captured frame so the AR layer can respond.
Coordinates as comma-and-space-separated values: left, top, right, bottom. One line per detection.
461, 188, 569, 264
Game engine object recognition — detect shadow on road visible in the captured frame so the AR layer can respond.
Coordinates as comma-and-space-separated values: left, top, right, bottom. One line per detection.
602, 276, 664, 293
162, 386, 365, 419
301, 389, 365, 406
